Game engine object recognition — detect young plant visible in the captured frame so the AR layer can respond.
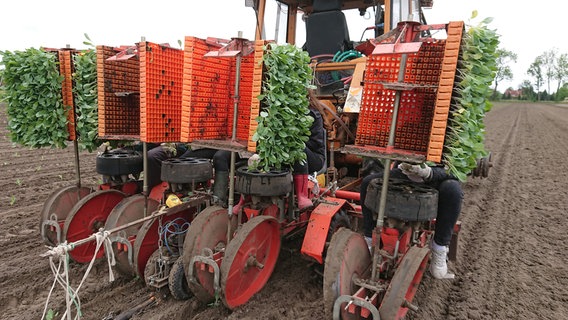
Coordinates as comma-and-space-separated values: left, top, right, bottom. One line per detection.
253, 43, 314, 172
443, 11, 499, 181
0, 48, 68, 148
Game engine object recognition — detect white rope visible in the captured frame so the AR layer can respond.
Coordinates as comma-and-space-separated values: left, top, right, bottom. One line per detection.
41, 229, 118, 320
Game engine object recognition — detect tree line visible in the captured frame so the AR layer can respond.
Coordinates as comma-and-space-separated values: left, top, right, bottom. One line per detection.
493, 48, 568, 102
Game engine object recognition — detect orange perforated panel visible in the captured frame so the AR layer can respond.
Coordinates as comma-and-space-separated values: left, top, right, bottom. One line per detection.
356, 39, 446, 160
426, 21, 464, 162
96, 45, 140, 139
139, 42, 184, 143
181, 37, 232, 142
181, 37, 265, 151
58, 50, 76, 141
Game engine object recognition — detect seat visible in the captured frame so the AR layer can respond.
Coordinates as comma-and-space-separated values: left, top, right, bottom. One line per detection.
305, 1, 352, 58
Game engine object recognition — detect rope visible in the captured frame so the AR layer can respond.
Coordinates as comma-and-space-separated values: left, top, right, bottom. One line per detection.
41, 230, 117, 320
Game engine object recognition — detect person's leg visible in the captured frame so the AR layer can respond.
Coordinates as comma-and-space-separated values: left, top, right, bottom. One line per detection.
180, 148, 217, 160
292, 154, 312, 211
430, 179, 463, 279
434, 179, 463, 246
212, 150, 242, 206
147, 146, 171, 190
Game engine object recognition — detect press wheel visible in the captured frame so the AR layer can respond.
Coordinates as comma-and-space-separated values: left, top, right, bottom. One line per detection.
323, 228, 371, 319
63, 189, 126, 263
40, 185, 91, 246
182, 206, 228, 303
104, 194, 159, 276
169, 256, 192, 300
133, 205, 196, 279
379, 246, 429, 320
220, 216, 281, 309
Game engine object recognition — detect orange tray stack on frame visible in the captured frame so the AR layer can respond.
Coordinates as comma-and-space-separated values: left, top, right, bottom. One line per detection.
139, 42, 184, 143
181, 37, 264, 153
351, 21, 464, 163
96, 45, 141, 140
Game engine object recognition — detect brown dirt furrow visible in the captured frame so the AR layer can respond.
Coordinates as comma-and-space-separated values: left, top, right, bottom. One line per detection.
1, 102, 568, 320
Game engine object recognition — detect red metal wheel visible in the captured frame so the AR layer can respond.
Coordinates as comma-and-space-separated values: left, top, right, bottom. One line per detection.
379, 246, 430, 320
323, 228, 371, 319
220, 215, 281, 309
133, 205, 196, 279
182, 206, 228, 303
40, 186, 91, 246
104, 194, 159, 276
63, 189, 126, 263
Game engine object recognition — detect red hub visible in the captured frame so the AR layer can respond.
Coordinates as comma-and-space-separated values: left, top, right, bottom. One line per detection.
104, 194, 159, 276
221, 215, 281, 309
63, 190, 126, 263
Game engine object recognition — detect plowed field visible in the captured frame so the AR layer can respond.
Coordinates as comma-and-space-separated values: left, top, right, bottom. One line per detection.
1, 102, 566, 320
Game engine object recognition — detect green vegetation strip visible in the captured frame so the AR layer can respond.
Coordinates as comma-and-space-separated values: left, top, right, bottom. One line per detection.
444, 14, 499, 181
253, 43, 314, 171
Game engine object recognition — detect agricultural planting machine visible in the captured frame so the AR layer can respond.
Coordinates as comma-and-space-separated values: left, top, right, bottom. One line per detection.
37, 0, 494, 319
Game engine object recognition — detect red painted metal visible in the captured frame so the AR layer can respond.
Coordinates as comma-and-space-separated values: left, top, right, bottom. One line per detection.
301, 197, 347, 264
40, 185, 92, 246
221, 216, 281, 309
63, 190, 127, 263
333, 189, 360, 201
104, 194, 160, 276
133, 206, 196, 278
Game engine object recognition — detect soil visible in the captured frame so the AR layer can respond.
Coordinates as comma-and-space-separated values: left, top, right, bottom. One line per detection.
1, 101, 567, 320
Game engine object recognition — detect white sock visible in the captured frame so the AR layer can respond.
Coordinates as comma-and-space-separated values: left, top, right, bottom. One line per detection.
431, 240, 446, 252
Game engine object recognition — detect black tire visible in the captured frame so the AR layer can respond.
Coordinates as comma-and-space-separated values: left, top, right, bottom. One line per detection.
327, 209, 351, 241
160, 157, 213, 184
168, 256, 192, 300
235, 166, 292, 196
365, 178, 438, 221
96, 149, 143, 176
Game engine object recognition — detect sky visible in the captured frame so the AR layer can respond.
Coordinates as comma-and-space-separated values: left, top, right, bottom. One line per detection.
0, 0, 565, 92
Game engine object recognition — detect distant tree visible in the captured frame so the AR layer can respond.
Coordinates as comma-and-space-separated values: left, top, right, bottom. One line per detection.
554, 53, 568, 94
493, 48, 517, 99
556, 83, 568, 101
519, 80, 535, 101
541, 49, 557, 95
527, 57, 544, 101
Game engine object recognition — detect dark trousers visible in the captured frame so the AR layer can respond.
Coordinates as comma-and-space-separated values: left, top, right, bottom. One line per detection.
361, 169, 463, 246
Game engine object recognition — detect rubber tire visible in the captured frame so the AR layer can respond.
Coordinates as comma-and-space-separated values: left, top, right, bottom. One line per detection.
96, 149, 143, 176
161, 157, 213, 184
169, 256, 192, 300
365, 178, 438, 221
235, 166, 292, 196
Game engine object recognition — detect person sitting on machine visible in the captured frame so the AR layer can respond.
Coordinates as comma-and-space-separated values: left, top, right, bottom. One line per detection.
359, 162, 463, 280
293, 90, 326, 211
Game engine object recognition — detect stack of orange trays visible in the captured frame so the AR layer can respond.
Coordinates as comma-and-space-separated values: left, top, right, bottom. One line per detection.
139, 42, 184, 143
355, 21, 464, 162
96, 45, 141, 139
57, 50, 76, 141
181, 37, 264, 153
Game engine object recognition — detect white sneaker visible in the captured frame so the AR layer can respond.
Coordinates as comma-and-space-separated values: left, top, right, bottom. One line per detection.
430, 245, 455, 279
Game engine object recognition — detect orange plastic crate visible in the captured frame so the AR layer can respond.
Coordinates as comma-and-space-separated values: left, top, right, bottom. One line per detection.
181, 37, 265, 153
96, 45, 140, 139
354, 21, 464, 163
139, 42, 184, 143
